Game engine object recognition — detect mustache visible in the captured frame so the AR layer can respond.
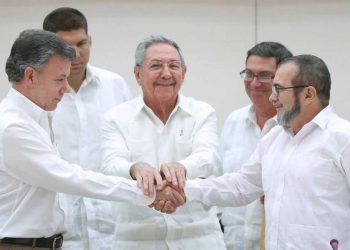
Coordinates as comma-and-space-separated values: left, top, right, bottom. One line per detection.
271, 101, 283, 108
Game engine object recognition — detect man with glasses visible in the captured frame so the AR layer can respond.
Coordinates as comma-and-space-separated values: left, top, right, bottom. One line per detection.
101, 35, 225, 249
182, 54, 350, 249
220, 42, 292, 250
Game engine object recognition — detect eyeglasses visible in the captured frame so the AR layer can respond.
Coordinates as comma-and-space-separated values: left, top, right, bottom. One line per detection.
143, 60, 183, 73
272, 83, 309, 96
240, 69, 274, 84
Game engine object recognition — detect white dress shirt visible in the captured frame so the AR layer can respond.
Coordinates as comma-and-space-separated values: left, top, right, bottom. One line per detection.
220, 105, 277, 250
186, 106, 350, 249
0, 88, 151, 239
101, 94, 225, 250
52, 65, 132, 250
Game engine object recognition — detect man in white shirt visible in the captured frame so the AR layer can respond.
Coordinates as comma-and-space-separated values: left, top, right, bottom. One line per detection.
220, 42, 292, 250
101, 35, 225, 249
43, 7, 132, 250
184, 55, 350, 249
0, 29, 183, 250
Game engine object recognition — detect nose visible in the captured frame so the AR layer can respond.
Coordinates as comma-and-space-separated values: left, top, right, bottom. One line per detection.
72, 46, 80, 58
160, 64, 172, 79
269, 91, 277, 103
62, 79, 72, 94
249, 76, 262, 88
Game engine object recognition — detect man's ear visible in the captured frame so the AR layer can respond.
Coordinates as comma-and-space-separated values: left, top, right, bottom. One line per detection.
134, 66, 142, 86
304, 85, 317, 104
88, 34, 92, 47
23, 67, 36, 87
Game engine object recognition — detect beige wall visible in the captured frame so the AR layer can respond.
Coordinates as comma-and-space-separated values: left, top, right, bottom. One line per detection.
0, 0, 349, 129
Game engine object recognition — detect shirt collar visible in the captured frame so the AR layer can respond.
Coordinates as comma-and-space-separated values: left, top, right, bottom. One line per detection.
246, 104, 277, 127
85, 64, 99, 86
6, 87, 49, 124
135, 93, 192, 116
309, 105, 334, 129
283, 105, 333, 136
68, 64, 99, 93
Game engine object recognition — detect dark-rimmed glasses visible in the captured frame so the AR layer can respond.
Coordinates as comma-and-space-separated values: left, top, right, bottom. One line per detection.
240, 69, 274, 84
272, 83, 309, 96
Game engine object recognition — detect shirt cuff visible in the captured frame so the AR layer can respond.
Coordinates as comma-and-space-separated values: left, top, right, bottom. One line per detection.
184, 179, 202, 203
124, 178, 156, 206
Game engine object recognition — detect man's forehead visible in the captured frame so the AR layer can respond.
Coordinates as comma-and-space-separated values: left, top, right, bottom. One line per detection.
276, 62, 298, 79
145, 44, 180, 60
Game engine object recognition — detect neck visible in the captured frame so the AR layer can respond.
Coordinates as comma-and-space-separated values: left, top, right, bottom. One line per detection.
254, 104, 276, 129
291, 104, 324, 135
68, 72, 86, 92
145, 98, 177, 124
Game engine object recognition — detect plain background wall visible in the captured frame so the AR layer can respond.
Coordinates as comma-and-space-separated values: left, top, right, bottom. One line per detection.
0, 0, 349, 130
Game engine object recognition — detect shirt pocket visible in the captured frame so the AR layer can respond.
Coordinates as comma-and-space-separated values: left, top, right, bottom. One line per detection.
175, 138, 192, 159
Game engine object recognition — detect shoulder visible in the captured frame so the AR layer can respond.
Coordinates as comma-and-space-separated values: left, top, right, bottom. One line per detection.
180, 95, 216, 117
326, 114, 350, 145
0, 101, 31, 138
89, 65, 127, 85
104, 97, 139, 122
224, 105, 251, 124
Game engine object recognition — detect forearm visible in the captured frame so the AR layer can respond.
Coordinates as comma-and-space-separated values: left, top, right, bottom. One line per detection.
185, 173, 263, 207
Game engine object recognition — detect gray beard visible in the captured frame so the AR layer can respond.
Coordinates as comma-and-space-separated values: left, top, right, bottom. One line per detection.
277, 97, 301, 129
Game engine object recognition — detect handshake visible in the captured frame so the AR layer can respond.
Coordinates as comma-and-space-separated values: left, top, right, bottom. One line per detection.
130, 161, 187, 214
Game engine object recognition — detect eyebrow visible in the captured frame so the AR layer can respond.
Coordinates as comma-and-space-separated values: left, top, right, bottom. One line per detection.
149, 59, 180, 63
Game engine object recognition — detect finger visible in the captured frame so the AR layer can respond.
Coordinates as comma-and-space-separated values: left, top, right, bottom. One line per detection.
154, 171, 164, 190
161, 201, 176, 214
142, 175, 149, 196
171, 188, 185, 206
169, 166, 178, 186
147, 174, 155, 197
154, 200, 166, 211
175, 169, 186, 189
161, 165, 172, 183
136, 174, 143, 189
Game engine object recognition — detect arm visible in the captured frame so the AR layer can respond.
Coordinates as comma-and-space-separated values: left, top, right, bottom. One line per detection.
101, 113, 162, 196
161, 110, 221, 187
2, 123, 153, 206
185, 151, 264, 208
100, 116, 134, 178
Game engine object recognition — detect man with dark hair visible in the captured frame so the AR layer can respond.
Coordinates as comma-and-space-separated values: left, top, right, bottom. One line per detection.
182, 54, 350, 249
220, 42, 292, 250
43, 7, 132, 249
0, 29, 182, 250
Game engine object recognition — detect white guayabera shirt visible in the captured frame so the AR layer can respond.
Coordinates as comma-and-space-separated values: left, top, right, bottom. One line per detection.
220, 104, 277, 250
0, 88, 152, 239
101, 94, 226, 250
186, 106, 350, 250
52, 65, 132, 250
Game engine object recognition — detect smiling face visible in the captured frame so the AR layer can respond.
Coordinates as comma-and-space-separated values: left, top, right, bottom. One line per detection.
56, 28, 91, 79
244, 55, 277, 107
30, 55, 71, 111
269, 62, 301, 128
134, 43, 186, 108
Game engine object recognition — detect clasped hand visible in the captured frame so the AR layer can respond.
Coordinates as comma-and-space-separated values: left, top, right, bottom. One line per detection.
130, 162, 186, 213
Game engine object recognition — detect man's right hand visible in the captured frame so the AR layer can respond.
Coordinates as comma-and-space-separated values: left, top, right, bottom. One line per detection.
130, 162, 163, 197
152, 184, 186, 214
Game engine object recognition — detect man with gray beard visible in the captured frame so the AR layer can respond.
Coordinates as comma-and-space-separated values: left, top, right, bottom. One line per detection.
177, 55, 350, 249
